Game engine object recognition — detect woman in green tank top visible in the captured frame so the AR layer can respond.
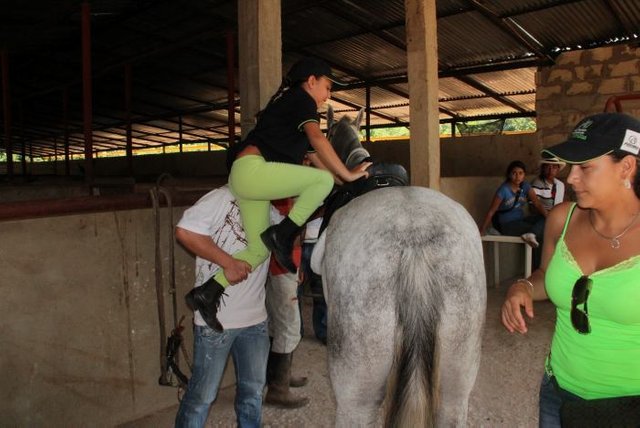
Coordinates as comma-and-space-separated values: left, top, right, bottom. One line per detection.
500, 113, 640, 427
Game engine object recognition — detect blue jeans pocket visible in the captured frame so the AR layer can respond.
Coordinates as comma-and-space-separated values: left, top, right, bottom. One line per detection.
195, 325, 227, 346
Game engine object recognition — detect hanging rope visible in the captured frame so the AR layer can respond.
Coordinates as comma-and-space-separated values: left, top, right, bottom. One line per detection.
152, 173, 191, 388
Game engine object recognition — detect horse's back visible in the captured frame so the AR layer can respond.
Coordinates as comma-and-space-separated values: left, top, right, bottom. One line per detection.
323, 186, 484, 296
323, 186, 486, 427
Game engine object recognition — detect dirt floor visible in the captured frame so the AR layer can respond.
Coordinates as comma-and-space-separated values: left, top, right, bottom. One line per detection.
122, 284, 556, 428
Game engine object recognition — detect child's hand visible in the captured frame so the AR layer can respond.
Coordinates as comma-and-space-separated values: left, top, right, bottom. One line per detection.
345, 161, 372, 182
224, 259, 252, 285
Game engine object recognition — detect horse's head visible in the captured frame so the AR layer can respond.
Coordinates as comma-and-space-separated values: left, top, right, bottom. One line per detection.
326, 105, 371, 169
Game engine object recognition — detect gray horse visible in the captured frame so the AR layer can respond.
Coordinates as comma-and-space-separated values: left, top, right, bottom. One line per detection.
313, 106, 487, 427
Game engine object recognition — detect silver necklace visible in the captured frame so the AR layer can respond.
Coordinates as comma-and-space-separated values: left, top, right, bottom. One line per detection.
589, 210, 640, 249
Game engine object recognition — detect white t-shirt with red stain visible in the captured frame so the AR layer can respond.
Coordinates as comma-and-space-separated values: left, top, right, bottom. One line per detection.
177, 185, 270, 329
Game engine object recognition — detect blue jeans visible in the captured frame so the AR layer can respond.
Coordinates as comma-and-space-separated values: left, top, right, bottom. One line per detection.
175, 320, 270, 428
538, 373, 584, 428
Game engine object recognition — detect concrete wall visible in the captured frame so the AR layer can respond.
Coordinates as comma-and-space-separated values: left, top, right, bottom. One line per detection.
441, 175, 532, 282
0, 207, 202, 426
365, 133, 540, 178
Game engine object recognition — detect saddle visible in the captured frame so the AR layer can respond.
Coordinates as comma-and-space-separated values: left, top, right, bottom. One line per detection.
319, 162, 409, 234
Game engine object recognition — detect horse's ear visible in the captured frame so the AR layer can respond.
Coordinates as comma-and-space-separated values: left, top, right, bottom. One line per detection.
354, 108, 364, 131
327, 104, 335, 131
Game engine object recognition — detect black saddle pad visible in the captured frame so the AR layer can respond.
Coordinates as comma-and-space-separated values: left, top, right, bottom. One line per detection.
319, 162, 408, 234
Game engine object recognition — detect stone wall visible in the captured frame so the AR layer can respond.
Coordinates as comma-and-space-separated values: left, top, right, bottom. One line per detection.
536, 44, 640, 148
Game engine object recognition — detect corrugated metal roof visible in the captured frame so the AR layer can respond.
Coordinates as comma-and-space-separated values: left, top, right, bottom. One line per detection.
0, 0, 639, 159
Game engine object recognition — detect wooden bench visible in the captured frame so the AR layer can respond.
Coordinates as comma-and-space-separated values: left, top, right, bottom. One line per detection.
481, 234, 532, 288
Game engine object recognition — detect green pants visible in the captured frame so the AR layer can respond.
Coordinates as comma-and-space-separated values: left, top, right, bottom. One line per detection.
214, 155, 333, 286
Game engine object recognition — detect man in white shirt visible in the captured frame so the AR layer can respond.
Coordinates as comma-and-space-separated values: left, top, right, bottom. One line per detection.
175, 185, 271, 428
531, 157, 566, 213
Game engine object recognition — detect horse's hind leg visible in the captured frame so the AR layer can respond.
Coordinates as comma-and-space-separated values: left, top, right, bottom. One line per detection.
434, 293, 485, 427
328, 296, 396, 427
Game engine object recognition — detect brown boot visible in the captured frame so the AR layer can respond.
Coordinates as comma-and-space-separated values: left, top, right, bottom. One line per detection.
265, 352, 309, 408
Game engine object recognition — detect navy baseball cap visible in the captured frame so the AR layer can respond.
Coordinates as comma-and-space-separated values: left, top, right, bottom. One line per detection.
286, 57, 347, 86
541, 113, 640, 164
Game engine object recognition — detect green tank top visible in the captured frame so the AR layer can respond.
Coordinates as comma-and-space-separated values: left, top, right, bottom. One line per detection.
545, 203, 640, 399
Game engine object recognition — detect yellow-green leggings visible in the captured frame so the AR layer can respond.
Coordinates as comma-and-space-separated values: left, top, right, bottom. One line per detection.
214, 154, 333, 286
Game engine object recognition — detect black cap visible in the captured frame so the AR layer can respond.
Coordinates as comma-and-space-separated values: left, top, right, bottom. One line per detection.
542, 112, 640, 164
286, 57, 346, 86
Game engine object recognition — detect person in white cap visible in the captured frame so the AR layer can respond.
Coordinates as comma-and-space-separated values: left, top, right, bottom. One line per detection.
531, 157, 566, 213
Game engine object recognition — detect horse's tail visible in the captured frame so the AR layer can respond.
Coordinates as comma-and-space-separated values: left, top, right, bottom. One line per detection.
385, 246, 443, 428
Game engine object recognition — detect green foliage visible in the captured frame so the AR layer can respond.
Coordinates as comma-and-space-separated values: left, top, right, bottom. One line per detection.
363, 127, 410, 139
356, 117, 535, 140
503, 117, 536, 132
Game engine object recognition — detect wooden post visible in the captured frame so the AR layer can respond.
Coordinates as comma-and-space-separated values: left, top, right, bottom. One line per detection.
237, 0, 282, 139
405, 0, 440, 189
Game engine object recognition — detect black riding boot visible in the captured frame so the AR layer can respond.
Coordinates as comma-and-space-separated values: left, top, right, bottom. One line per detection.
265, 351, 309, 408
261, 217, 301, 273
184, 277, 225, 331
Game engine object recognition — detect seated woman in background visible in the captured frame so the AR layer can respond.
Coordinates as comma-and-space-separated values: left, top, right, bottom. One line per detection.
480, 160, 548, 268
531, 157, 566, 214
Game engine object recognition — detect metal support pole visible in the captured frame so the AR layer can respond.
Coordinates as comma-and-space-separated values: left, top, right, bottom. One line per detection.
124, 64, 133, 175
2, 49, 13, 179
53, 137, 58, 175
19, 103, 26, 177
365, 85, 371, 142
63, 88, 70, 175
179, 116, 183, 152
226, 30, 236, 147
81, 1, 94, 184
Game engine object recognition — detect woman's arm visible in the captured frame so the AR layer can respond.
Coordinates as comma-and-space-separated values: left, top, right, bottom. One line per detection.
500, 203, 570, 334
479, 193, 503, 235
175, 227, 251, 284
303, 122, 371, 182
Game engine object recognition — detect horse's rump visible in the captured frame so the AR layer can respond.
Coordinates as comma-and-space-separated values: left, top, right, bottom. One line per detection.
322, 186, 486, 427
